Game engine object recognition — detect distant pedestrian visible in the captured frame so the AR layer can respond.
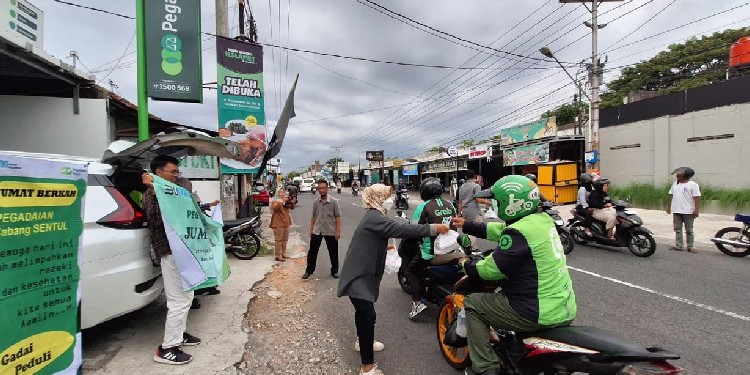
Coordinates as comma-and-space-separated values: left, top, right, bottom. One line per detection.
337, 184, 450, 375
458, 169, 492, 247
270, 187, 294, 261
476, 173, 485, 188
667, 167, 701, 253
303, 179, 342, 279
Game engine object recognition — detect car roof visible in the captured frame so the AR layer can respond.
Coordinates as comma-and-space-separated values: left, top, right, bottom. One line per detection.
0, 150, 113, 175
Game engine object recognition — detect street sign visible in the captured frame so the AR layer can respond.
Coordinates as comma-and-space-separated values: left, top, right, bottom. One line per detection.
447, 146, 458, 157
1, 0, 44, 49
366, 150, 384, 161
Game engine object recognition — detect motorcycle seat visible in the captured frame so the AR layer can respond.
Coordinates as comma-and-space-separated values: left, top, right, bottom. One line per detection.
223, 219, 251, 229
735, 214, 750, 224
518, 326, 680, 361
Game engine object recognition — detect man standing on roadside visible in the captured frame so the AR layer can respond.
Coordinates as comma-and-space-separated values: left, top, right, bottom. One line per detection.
142, 155, 201, 365
458, 169, 492, 247
303, 179, 342, 279
667, 167, 701, 253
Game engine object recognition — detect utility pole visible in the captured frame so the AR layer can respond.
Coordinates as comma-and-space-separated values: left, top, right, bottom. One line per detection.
217, 0, 236, 220
330, 145, 343, 180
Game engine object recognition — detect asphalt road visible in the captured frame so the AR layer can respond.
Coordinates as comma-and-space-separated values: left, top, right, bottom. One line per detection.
291, 189, 750, 375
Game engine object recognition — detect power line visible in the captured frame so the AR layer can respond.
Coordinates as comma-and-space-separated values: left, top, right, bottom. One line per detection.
602, 0, 680, 53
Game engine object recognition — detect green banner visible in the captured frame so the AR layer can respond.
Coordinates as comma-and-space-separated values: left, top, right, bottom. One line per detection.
216, 38, 266, 174
152, 175, 229, 289
503, 143, 550, 166
0, 154, 86, 375
500, 117, 556, 145
145, 0, 203, 103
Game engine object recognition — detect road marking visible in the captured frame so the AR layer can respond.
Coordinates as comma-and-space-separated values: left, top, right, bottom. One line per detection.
568, 266, 750, 322
352, 203, 360, 207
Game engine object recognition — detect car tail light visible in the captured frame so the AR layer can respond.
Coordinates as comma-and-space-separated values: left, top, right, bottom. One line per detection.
97, 187, 147, 229
618, 361, 681, 375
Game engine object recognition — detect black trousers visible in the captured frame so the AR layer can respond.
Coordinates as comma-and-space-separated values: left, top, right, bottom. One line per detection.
405, 254, 425, 302
350, 297, 376, 365
305, 234, 339, 275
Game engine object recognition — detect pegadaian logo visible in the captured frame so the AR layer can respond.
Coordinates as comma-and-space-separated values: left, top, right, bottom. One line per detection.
160, 0, 184, 76
60, 167, 73, 175
0, 160, 21, 170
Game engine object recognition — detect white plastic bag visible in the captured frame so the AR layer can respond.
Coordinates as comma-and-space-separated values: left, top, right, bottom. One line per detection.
455, 308, 467, 337
434, 230, 460, 255
484, 208, 499, 220
384, 250, 401, 274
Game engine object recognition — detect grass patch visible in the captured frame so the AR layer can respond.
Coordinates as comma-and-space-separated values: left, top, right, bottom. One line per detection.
258, 241, 275, 257
609, 182, 750, 209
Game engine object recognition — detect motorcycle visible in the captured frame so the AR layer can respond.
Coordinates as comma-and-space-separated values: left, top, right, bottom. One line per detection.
711, 214, 750, 257
437, 276, 682, 374
539, 201, 574, 255
567, 200, 657, 257
395, 189, 410, 210
223, 216, 262, 260
352, 185, 359, 196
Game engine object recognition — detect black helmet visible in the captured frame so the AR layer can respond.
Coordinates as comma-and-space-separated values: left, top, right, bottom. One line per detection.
419, 177, 443, 201
592, 176, 610, 186
524, 173, 537, 183
579, 172, 593, 184
672, 167, 695, 179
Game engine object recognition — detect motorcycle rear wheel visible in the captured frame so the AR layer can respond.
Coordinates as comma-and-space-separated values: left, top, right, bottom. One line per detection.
558, 229, 574, 254
628, 231, 656, 257
569, 223, 589, 245
231, 233, 261, 260
398, 270, 411, 294
714, 227, 750, 257
437, 303, 470, 369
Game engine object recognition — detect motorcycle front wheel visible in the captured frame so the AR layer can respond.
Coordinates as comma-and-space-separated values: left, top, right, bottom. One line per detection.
558, 229, 574, 254
397, 270, 411, 294
628, 231, 656, 257
437, 302, 470, 369
569, 223, 589, 245
230, 233, 261, 260
713, 227, 750, 257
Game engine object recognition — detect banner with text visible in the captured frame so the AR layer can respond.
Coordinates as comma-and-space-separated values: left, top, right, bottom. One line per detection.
179, 156, 219, 179
365, 150, 384, 162
402, 164, 418, 176
0, 154, 86, 375
499, 117, 556, 145
145, 0, 203, 102
468, 143, 494, 159
503, 143, 550, 166
217, 38, 266, 174
152, 175, 229, 290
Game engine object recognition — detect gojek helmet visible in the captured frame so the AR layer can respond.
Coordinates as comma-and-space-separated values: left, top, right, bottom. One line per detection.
475, 175, 540, 222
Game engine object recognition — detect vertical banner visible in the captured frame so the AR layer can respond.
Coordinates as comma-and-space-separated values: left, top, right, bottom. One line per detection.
217, 38, 267, 174
145, 0, 203, 102
0, 154, 87, 375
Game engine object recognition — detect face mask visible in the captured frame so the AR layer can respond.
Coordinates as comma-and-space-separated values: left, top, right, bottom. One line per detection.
382, 198, 394, 213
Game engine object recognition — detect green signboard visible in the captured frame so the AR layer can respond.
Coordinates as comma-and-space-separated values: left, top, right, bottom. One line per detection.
0, 154, 86, 375
503, 143, 550, 166
499, 117, 556, 145
216, 38, 266, 174
145, 0, 203, 103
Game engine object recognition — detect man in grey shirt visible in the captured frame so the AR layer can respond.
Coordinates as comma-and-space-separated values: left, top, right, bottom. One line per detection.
303, 179, 342, 279
458, 169, 492, 222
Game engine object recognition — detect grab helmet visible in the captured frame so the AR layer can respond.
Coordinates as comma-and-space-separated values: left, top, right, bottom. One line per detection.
475, 175, 540, 222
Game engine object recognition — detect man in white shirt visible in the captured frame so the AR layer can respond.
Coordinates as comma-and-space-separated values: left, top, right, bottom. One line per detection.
667, 167, 701, 253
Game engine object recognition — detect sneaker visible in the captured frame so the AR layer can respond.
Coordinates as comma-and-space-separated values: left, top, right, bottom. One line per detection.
301, 272, 311, 279
153, 346, 192, 365
182, 332, 201, 346
359, 364, 385, 375
354, 339, 385, 352
409, 301, 428, 320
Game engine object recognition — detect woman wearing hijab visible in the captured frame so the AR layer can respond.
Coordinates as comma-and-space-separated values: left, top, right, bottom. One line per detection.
269, 186, 294, 261
337, 184, 450, 375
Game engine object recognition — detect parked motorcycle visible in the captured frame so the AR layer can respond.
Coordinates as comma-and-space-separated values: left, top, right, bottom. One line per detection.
437, 276, 682, 374
539, 201, 574, 255
567, 200, 656, 257
352, 185, 359, 196
223, 216, 262, 260
395, 189, 410, 210
711, 214, 750, 257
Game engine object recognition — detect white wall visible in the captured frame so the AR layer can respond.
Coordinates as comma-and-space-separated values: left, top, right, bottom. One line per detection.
601, 102, 750, 189
0, 96, 110, 159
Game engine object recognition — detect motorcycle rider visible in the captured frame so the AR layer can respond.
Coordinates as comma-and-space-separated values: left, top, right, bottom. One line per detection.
524, 174, 549, 203
404, 178, 467, 319
588, 177, 617, 241
395, 179, 406, 207
576, 173, 594, 236
451, 175, 576, 375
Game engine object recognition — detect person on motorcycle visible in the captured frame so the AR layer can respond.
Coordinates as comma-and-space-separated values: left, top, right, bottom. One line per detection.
588, 177, 617, 240
404, 177, 467, 320
451, 175, 577, 375
576, 172, 594, 236
523, 174, 549, 202
395, 179, 406, 204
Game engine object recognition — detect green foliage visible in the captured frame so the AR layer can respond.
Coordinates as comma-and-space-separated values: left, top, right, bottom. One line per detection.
608, 183, 750, 209
428, 146, 441, 153
287, 171, 301, 179
460, 139, 476, 147
325, 157, 344, 166
541, 102, 587, 125
601, 27, 750, 108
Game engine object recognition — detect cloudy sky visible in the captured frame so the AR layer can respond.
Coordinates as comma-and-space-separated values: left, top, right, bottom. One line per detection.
33, 0, 750, 171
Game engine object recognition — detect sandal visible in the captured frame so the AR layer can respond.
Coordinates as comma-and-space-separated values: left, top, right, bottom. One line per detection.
687, 247, 697, 253
668, 246, 683, 251
275, 257, 287, 262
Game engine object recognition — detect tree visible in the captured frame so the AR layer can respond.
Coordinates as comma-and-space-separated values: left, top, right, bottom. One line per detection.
601, 27, 750, 108
460, 139, 476, 147
541, 102, 586, 125
325, 157, 344, 166
287, 171, 301, 179
428, 146, 441, 153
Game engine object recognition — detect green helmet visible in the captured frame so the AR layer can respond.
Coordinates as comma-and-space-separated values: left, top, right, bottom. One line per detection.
475, 175, 540, 221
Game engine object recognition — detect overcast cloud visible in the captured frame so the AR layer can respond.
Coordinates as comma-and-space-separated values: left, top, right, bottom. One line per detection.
33, 0, 750, 171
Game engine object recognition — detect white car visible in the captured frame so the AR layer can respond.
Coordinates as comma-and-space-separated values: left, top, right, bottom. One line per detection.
299, 178, 316, 193
2, 132, 239, 329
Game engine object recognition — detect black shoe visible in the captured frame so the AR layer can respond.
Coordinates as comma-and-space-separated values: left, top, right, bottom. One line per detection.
301, 272, 311, 279
191, 298, 201, 310
205, 287, 220, 295
465, 367, 501, 375
331, 273, 340, 279
182, 332, 201, 346
153, 346, 192, 365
